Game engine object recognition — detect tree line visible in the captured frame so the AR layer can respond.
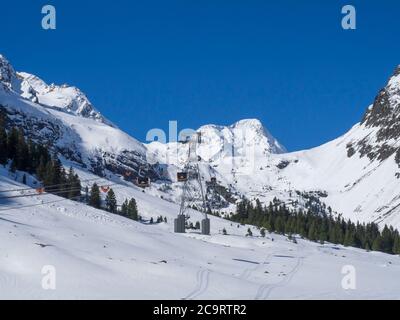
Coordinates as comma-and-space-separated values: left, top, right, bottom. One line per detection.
0, 119, 82, 199
230, 199, 400, 255
86, 183, 140, 221
0, 115, 142, 222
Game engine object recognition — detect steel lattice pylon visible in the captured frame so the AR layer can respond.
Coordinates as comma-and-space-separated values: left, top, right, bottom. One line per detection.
174, 132, 210, 235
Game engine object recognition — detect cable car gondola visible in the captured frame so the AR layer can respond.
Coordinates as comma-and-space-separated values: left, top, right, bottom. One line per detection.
36, 187, 45, 194
136, 165, 151, 188
136, 177, 150, 188
177, 172, 188, 182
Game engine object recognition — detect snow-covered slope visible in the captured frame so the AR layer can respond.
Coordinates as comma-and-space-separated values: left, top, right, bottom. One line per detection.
1, 170, 399, 299
0, 54, 152, 181
149, 67, 400, 229
223, 67, 400, 229
2, 53, 400, 299
2, 53, 400, 230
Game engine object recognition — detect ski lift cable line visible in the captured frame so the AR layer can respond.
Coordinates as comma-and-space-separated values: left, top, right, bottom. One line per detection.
0, 182, 118, 201
0, 193, 88, 213
0, 177, 104, 194
0, 184, 127, 213
0, 187, 83, 201
0, 176, 104, 193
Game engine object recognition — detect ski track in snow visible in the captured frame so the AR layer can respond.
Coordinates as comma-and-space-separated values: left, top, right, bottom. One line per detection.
184, 268, 211, 300
256, 256, 303, 300
255, 243, 304, 300
253, 252, 275, 300
1, 170, 400, 299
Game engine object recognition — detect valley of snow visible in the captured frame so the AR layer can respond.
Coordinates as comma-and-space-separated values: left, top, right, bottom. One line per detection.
1, 169, 400, 299
2, 53, 400, 299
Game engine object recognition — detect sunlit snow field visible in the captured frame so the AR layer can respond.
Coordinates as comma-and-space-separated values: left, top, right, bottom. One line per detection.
1, 170, 399, 300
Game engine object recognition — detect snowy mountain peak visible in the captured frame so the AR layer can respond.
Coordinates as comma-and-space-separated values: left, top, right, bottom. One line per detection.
231, 118, 264, 131
0, 54, 13, 81
387, 65, 400, 93
232, 118, 262, 126
363, 66, 400, 128
17, 71, 113, 126
230, 118, 285, 152
0, 54, 19, 90
0, 53, 151, 182
0, 54, 113, 126
193, 118, 286, 166
231, 118, 286, 154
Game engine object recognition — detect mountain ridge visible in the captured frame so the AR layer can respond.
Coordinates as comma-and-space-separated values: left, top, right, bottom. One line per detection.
2, 53, 400, 229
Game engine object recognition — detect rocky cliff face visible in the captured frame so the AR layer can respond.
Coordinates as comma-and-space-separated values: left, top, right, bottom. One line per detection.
0, 54, 156, 183
348, 66, 400, 164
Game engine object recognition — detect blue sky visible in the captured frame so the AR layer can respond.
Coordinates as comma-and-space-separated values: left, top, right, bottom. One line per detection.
2, 0, 400, 151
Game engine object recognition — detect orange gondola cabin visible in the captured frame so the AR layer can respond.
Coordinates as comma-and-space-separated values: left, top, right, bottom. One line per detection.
177, 172, 188, 182
136, 177, 150, 188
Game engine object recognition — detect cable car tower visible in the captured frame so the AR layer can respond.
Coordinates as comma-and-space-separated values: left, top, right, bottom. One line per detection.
174, 132, 211, 235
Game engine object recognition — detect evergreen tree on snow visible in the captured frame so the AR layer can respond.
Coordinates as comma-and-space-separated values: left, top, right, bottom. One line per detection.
127, 198, 138, 221
0, 124, 7, 165
89, 183, 101, 209
105, 188, 117, 213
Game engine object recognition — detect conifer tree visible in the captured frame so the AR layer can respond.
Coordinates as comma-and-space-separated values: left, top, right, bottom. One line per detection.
36, 156, 47, 181
70, 172, 82, 199
15, 128, 28, 171
105, 188, 117, 213
120, 199, 129, 216
308, 221, 317, 241
127, 198, 138, 221
89, 183, 101, 209
26, 139, 36, 173
0, 125, 7, 165
381, 225, 394, 254
6, 127, 18, 160
43, 161, 55, 188
84, 186, 89, 203
393, 233, 400, 255
9, 159, 16, 173
372, 236, 383, 252
344, 227, 356, 247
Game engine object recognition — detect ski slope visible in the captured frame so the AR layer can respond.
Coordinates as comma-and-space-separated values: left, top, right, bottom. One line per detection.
3, 53, 400, 230
1, 170, 399, 300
